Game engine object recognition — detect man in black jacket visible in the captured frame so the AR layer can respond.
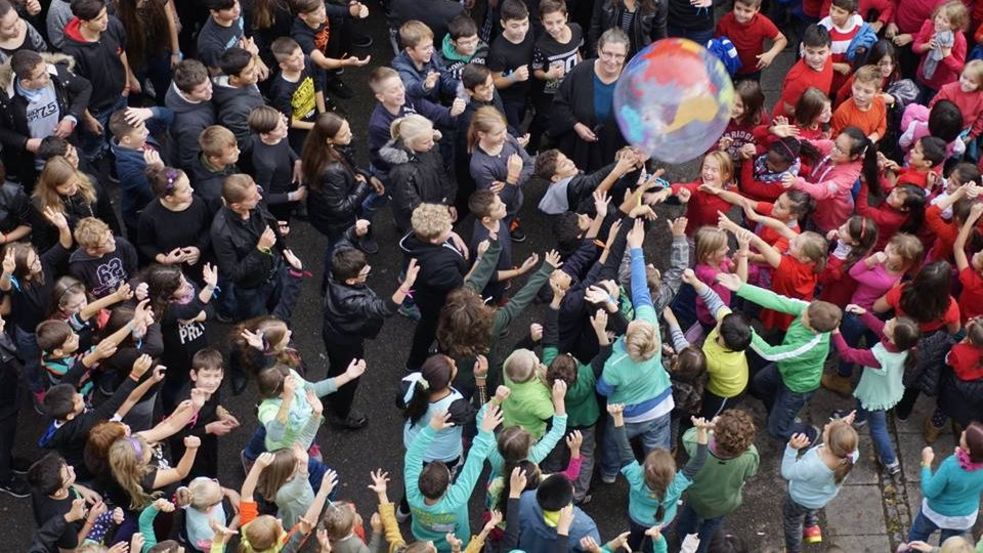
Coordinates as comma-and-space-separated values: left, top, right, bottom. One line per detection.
212, 47, 264, 155
0, 50, 91, 189
323, 226, 419, 428
165, 59, 216, 172
210, 173, 287, 320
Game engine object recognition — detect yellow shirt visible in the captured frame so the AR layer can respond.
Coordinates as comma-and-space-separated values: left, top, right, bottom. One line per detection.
702, 322, 748, 398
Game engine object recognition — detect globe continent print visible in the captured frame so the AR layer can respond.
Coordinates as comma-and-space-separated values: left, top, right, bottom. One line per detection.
614, 38, 735, 164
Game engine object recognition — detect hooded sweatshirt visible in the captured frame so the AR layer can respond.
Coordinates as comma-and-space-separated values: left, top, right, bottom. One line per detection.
398, 232, 467, 313
516, 490, 600, 552
437, 33, 488, 83
67, 237, 138, 298
61, 16, 126, 111
790, 138, 861, 233
211, 76, 264, 154
165, 83, 216, 172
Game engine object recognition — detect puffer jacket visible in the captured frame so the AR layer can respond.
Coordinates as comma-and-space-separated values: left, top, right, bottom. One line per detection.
381, 139, 457, 232
589, 0, 667, 55
307, 160, 370, 239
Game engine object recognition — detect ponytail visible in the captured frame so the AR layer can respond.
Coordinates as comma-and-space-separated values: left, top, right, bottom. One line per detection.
897, 184, 927, 234
860, 138, 881, 197
398, 375, 431, 426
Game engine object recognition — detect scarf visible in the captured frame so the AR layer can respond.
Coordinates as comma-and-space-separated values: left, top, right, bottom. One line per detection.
923, 29, 954, 80
956, 447, 983, 471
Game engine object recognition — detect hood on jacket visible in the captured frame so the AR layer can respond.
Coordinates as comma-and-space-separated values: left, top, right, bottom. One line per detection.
165, 82, 213, 114
440, 34, 489, 63
378, 139, 412, 166
62, 18, 88, 45
537, 176, 574, 215
0, 52, 77, 95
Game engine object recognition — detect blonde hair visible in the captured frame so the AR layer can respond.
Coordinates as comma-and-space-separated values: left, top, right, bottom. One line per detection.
390, 114, 434, 150
322, 501, 357, 540
626, 320, 658, 361
175, 477, 223, 512
467, 106, 508, 153
702, 151, 734, 183
410, 203, 453, 240
73, 217, 109, 250
399, 20, 433, 48
241, 515, 282, 552
33, 156, 96, 213
503, 348, 545, 384
826, 419, 858, 484
694, 226, 728, 265
108, 436, 159, 509
794, 231, 828, 273
199, 125, 237, 158
963, 60, 983, 90
935, 0, 969, 31
853, 65, 881, 86
939, 536, 975, 553
887, 232, 924, 272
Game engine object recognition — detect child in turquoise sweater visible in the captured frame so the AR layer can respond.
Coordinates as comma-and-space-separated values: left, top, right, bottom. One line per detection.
831, 305, 920, 476
781, 414, 859, 552
901, 422, 983, 549
716, 274, 842, 441
608, 403, 709, 552
404, 402, 502, 552
597, 219, 675, 481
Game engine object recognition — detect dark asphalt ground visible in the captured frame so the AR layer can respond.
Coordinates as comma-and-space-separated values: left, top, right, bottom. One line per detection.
1, 5, 814, 551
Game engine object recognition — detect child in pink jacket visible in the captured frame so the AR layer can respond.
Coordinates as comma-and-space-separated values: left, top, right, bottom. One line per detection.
783, 127, 877, 233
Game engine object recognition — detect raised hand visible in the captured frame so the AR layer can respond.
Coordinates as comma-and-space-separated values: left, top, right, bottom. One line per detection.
255, 451, 276, 470
509, 466, 528, 498
544, 249, 562, 268
345, 358, 367, 379
429, 410, 454, 431
494, 385, 511, 404
626, 217, 645, 249
481, 403, 503, 432
715, 272, 743, 291
367, 469, 389, 495
788, 433, 810, 450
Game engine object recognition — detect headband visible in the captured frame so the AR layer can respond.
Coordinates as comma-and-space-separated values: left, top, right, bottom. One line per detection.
127, 437, 143, 458
777, 139, 797, 160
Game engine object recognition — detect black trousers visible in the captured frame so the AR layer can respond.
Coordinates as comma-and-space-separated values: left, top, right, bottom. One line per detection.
324, 337, 365, 419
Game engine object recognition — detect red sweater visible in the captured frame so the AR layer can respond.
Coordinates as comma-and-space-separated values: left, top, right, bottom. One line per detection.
914, 20, 967, 91
930, 81, 983, 139
925, 204, 958, 262
855, 182, 909, 250
774, 58, 834, 118
895, 0, 947, 34
671, 181, 736, 235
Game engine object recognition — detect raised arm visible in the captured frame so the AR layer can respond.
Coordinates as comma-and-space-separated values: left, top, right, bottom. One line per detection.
720, 213, 781, 269
954, 203, 983, 271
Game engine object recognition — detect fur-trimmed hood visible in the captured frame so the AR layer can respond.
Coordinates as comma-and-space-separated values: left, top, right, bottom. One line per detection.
378, 138, 411, 166
0, 52, 77, 96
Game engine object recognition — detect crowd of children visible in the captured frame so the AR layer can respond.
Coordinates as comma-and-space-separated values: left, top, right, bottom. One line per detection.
4, 0, 983, 551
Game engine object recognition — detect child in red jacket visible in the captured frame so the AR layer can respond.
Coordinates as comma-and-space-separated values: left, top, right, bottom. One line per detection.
913, 1, 969, 100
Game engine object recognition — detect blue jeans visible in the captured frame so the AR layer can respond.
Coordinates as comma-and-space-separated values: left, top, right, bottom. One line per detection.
670, 503, 726, 553
856, 403, 896, 466
837, 313, 876, 377
752, 364, 815, 440
600, 412, 671, 478
907, 508, 969, 544
81, 95, 128, 161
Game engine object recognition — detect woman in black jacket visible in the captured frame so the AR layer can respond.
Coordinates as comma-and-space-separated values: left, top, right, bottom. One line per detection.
588, 0, 666, 57
31, 155, 120, 253
380, 113, 457, 234
302, 112, 383, 267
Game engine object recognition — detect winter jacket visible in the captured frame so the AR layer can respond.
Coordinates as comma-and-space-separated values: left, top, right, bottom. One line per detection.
589, 0, 667, 55
391, 50, 457, 104
516, 490, 600, 552
211, 77, 265, 154
186, 154, 237, 206
0, 53, 90, 151
368, 99, 453, 174
307, 161, 371, 239
398, 231, 467, 314
209, 206, 282, 289
165, 82, 216, 172
322, 273, 399, 343
111, 130, 169, 229
381, 140, 457, 231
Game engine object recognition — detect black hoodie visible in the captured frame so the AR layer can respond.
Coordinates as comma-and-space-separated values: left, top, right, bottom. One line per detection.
60, 16, 127, 111
211, 76, 264, 155
398, 231, 467, 313
164, 82, 216, 172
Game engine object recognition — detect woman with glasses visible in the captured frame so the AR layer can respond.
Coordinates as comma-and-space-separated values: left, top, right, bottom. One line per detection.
550, 27, 629, 172
137, 165, 213, 284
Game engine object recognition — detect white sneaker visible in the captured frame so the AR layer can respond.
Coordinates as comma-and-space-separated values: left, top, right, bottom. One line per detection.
600, 473, 617, 484
396, 505, 411, 523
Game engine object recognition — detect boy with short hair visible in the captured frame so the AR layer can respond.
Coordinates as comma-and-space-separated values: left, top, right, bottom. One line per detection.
291, 0, 369, 100
268, 36, 326, 153
774, 24, 833, 118
468, 189, 538, 303
109, 108, 170, 239
26, 453, 105, 551
530, 0, 583, 148
197, 0, 270, 80
831, 64, 887, 141
68, 217, 138, 299
717, 274, 842, 441
212, 47, 265, 155
535, 148, 637, 216
819, 0, 864, 97
437, 14, 489, 85
189, 125, 240, 203
169, 348, 238, 479
36, 312, 140, 396
882, 135, 947, 190
165, 59, 216, 172
392, 20, 458, 104
714, 0, 787, 81
322, 240, 419, 428
247, 105, 305, 223
61, 0, 137, 161
488, 0, 534, 129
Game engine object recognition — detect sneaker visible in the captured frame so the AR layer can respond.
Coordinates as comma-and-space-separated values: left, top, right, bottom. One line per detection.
11, 457, 31, 476
327, 78, 354, 99
396, 504, 411, 523
330, 411, 368, 430
821, 372, 853, 397
803, 525, 822, 544
0, 477, 30, 498
398, 303, 421, 321
358, 236, 380, 255
240, 449, 254, 475
352, 33, 374, 48
883, 460, 901, 476
510, 225, 526, 243
600, 473, 617, 484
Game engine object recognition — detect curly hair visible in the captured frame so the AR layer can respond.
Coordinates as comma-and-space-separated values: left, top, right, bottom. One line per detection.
436, 288, 494, 358
713, 409, 757, 458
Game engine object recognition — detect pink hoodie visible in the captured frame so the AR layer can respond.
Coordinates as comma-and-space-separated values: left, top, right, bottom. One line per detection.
791, 139, 861, 233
